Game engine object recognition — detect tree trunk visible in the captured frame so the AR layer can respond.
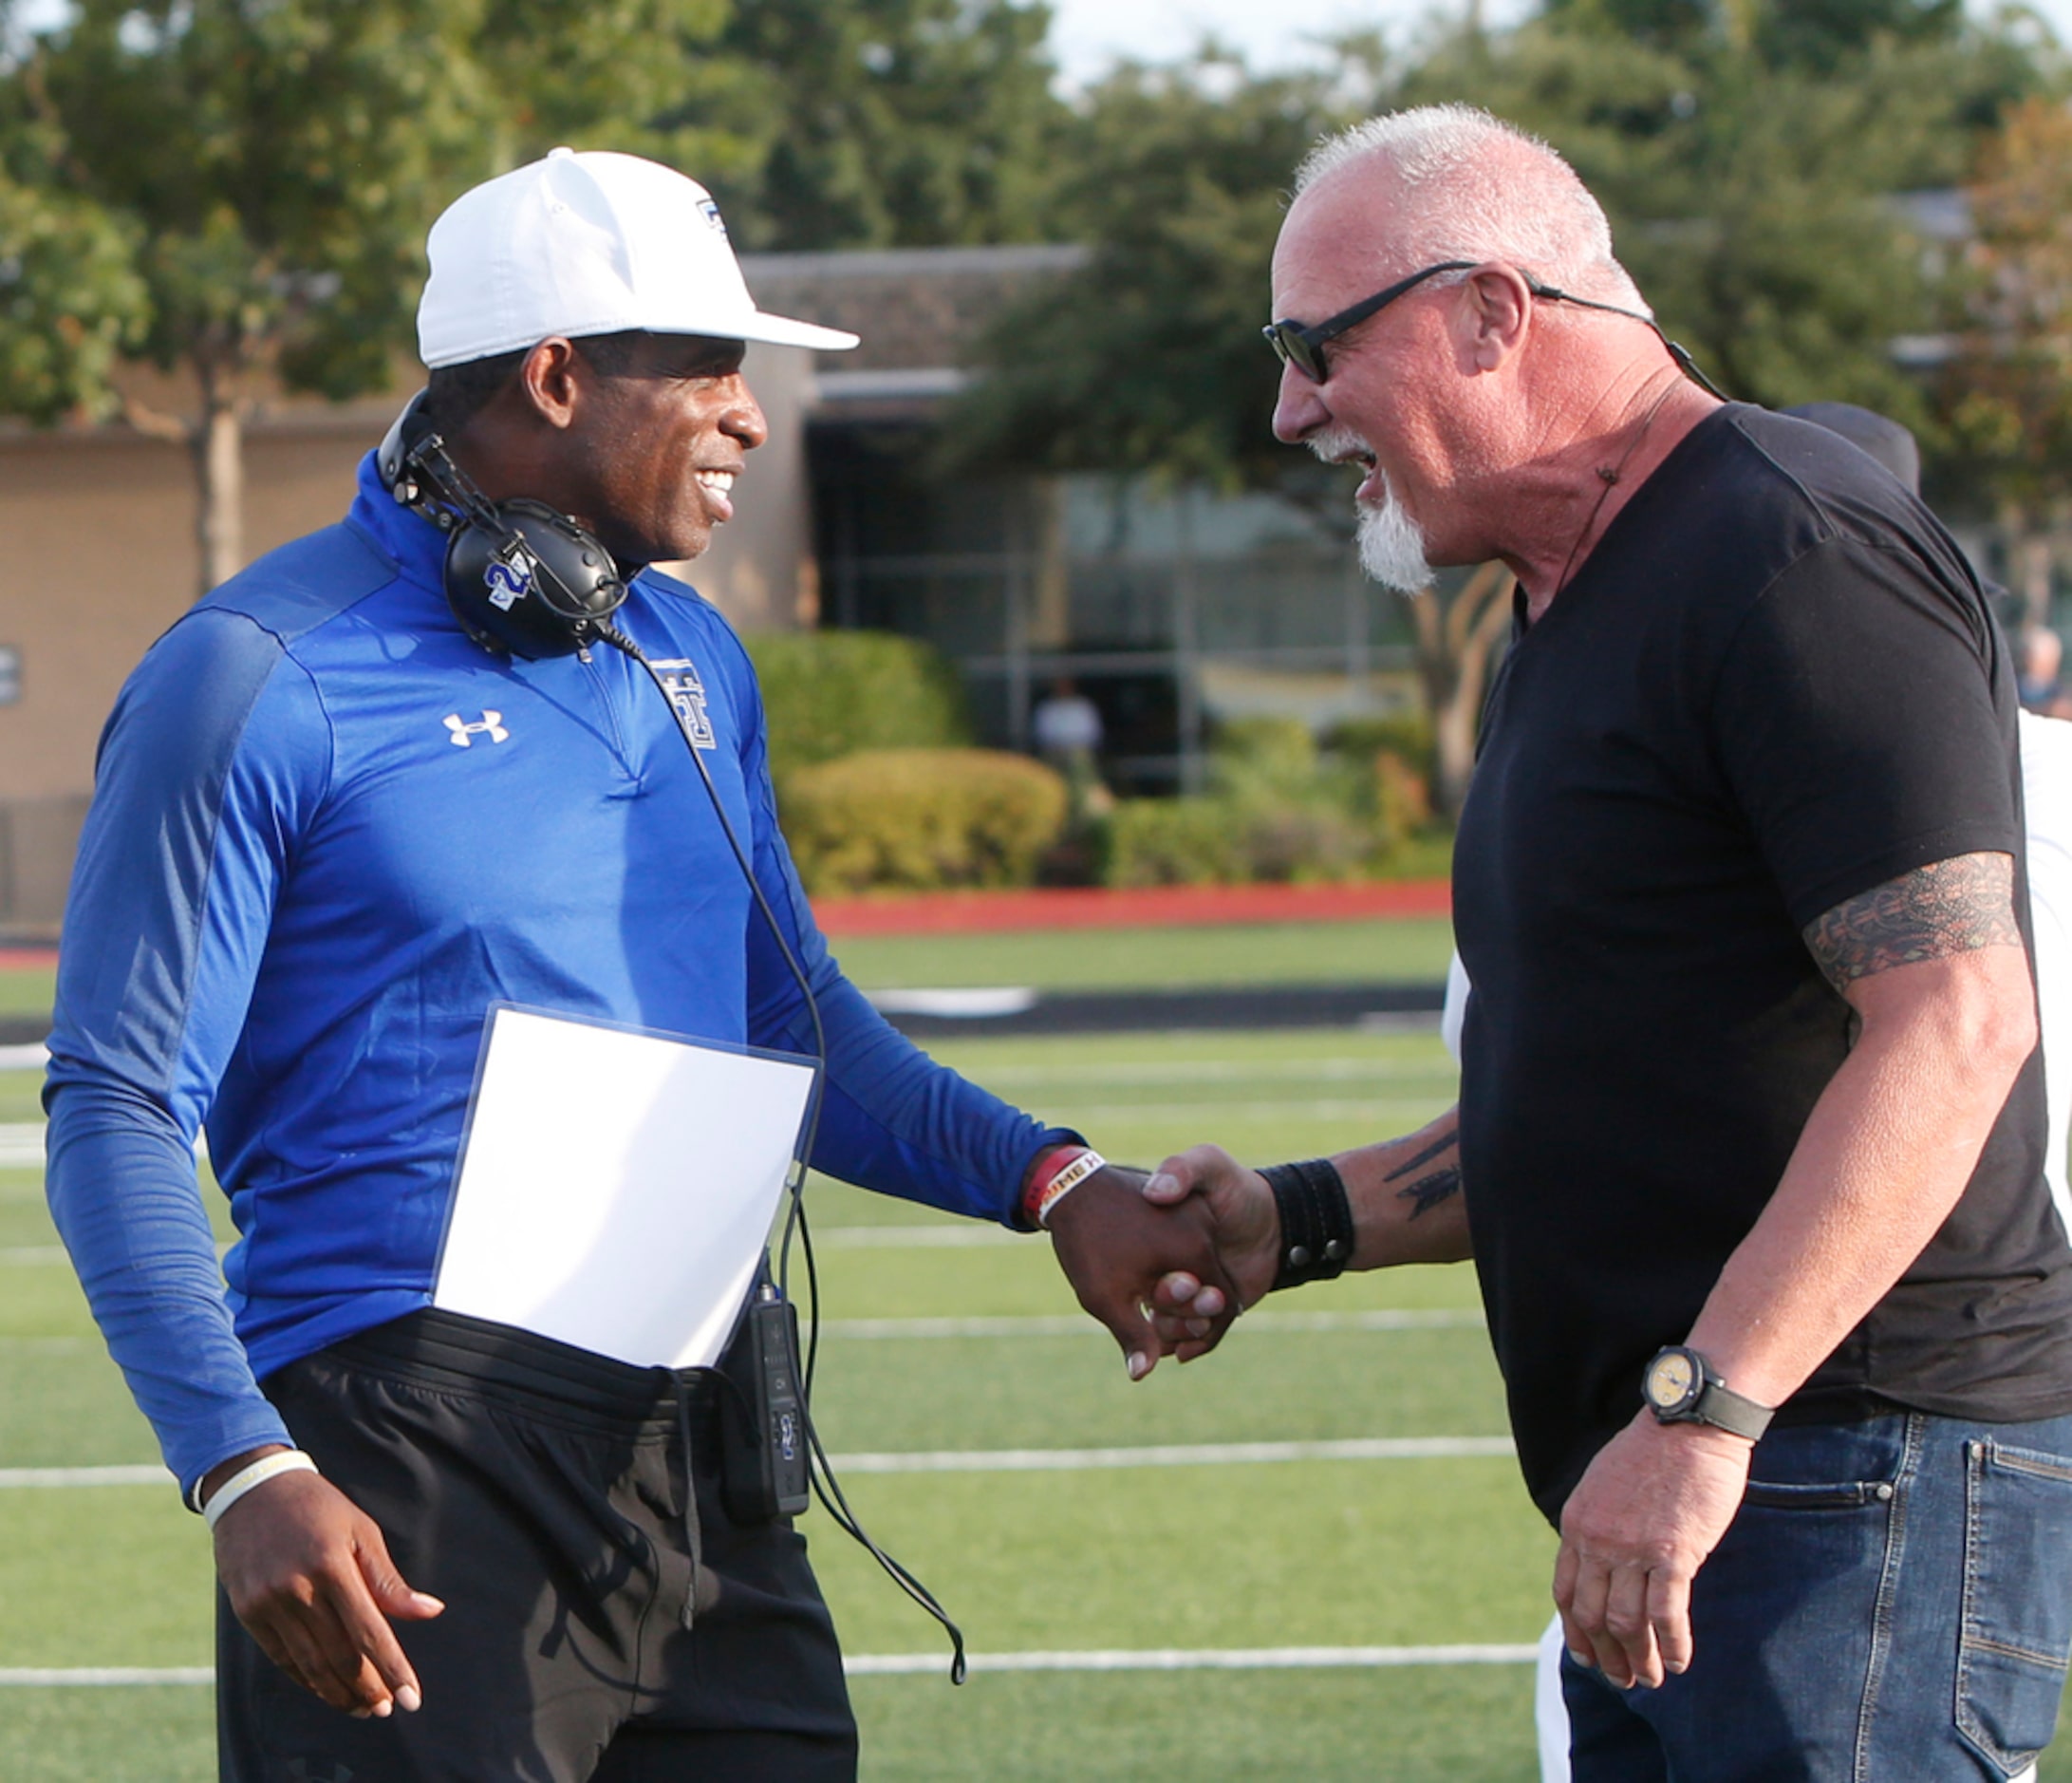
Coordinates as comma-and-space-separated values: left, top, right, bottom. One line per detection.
193, 394, 244, 597
1409, 560, 1515, 821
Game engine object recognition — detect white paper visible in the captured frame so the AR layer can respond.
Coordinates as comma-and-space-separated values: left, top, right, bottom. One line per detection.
433, 1006, 816, 1369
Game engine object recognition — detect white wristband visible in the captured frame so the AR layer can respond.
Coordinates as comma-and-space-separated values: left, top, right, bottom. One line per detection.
201, 1450, 318, 1531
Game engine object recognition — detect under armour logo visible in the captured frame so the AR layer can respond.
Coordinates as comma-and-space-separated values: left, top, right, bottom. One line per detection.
443, 711, 510, 746
483, 555, 533, 612
651, 659, 718, 750
284, 1760, 354, 1783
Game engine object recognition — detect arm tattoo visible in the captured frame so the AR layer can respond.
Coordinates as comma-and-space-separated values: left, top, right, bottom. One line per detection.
1801, 853, 2022, 993
1396, 1166, 1463, 1219
1382, 1134, 1454, 1181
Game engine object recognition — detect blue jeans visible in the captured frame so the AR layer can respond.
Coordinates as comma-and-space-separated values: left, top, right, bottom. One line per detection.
1562, 1411, 2072, 1781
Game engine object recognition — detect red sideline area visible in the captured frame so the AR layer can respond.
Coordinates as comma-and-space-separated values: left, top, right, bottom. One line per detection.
810, 879, 1451, 938
0, 883, 1453, 962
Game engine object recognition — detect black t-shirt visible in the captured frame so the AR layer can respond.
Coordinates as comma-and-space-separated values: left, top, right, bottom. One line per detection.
1453, 404, 2072, 1524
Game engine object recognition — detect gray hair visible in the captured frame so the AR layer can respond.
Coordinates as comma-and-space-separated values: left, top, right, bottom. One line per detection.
1296, 104, 1648, 315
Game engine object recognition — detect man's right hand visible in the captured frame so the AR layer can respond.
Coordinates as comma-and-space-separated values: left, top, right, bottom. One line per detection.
205, 1446, 444, 1717
1141, 1145, 1282, 1358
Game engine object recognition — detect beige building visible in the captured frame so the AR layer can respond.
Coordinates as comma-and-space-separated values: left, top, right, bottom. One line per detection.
2, 240, 1397, 932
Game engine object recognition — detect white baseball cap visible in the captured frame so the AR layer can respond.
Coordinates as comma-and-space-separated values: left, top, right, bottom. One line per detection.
417, 146, 859, 368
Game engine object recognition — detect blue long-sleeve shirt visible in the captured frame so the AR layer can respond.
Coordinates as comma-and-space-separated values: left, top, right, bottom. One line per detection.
45, 454, 1069, 1502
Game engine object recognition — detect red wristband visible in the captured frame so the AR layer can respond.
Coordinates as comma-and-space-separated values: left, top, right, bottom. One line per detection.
1022, 1145, 1106, 1228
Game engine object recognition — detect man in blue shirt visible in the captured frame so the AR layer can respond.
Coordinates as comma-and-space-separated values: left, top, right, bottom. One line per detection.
45, 148, 1230, 1781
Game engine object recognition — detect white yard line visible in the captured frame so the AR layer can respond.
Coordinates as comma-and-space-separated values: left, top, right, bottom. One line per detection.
976, 1057, 1453, 1087
823, 1308, 1482, 1338
847, 1643, 1539, 1675
831, 1436, 1513, 1473
0, 1645, 1538, 1687
0, 1436, 1510, 1492
1050, 1098, 1448, 1124
0, 1466, 167, 1488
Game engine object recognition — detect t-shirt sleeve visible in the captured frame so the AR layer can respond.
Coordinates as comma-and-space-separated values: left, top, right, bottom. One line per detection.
1710, 536, 2021, 930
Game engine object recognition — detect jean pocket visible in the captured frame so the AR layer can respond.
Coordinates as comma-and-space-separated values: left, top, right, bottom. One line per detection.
1742, 1477, 1895, 1511
1957, 1438, 2072, 1774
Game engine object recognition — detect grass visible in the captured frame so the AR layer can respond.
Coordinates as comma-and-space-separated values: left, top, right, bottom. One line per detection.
5, 1016, 2068, 1778
824, 917, 1456, 991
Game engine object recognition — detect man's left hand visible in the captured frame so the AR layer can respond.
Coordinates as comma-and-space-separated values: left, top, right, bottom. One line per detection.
1044, 1166, 1241, 1380
1552, 1411, 1752, 1689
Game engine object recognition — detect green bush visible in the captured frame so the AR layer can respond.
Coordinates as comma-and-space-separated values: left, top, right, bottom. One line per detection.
1104, 797, 1247, 887
743, 630, 970, 786
781, 748, 1069, 895
1103, 713, 1441, 887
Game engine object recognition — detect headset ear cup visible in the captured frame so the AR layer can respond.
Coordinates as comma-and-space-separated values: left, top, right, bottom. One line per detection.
443, 500, 627, 659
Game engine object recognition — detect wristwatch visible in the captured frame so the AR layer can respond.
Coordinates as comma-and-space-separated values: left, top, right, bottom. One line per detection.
1641, 1345, 1774, 1441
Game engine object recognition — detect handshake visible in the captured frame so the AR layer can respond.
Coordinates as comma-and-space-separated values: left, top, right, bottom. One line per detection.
1040, 1111, 1466, 1379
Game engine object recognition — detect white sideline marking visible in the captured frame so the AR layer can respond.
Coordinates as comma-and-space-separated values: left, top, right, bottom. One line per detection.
968, 1057, 1451, 1088
868, 987, 1039, 1018
824, 1308, 1482, 1339
812, 1224, 1020, 1248
831, 1436, 1513, 1473
0, 1246, 65, 1266
1063, 1098, 1447, 1124
0, 1466, 167, 1488
845, 1643, 1540, 1676
0, 1646, 1538, 1687
0, 1042, 48, 1071
0, 1438, 1510, 1492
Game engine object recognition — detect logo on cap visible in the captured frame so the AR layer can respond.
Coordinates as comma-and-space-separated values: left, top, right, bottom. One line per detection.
698, 197, 727, 237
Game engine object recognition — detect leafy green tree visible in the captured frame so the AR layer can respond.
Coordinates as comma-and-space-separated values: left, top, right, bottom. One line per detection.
1939, 95, 2072, 618
704, 0, 1068, 250
0, 0, 758, 596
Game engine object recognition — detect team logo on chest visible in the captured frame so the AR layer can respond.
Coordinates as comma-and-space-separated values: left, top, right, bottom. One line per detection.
443, 710, 510, 747
649, 660, 718, 750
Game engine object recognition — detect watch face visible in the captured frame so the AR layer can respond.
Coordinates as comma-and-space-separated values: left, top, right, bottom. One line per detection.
1646, 1349, 1699, 1414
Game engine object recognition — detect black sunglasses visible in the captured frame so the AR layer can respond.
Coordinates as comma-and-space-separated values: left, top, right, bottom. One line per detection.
1261, 261, 1474, 383
1263, 260, 1730, 400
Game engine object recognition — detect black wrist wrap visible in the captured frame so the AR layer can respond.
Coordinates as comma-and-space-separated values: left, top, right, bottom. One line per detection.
1263, 1158, 1354, 1293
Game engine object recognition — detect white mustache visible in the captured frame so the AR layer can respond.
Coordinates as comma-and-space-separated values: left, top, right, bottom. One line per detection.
1307, 425, 1371, 467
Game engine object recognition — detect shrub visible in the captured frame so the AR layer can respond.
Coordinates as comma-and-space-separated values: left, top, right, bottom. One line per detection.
1103, 797, 1246, 886
743, 630, 970, 786
781, 748, 1069, 895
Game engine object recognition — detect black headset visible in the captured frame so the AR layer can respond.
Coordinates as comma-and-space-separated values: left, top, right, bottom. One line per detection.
377, 389, 628, 660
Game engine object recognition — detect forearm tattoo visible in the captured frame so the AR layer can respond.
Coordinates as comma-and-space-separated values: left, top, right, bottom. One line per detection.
1801, 853, 2022, 993
1384, 1132, 1464, 1219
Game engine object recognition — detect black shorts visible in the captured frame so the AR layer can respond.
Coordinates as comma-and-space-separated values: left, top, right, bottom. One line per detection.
215, 1308, 857, 1783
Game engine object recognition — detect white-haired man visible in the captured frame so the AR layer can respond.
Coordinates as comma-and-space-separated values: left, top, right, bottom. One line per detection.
1148, 106, 2072, 1779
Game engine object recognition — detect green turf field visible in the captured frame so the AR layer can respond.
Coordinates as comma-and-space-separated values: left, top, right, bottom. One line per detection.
8, 1012, 2071, 1778
819, 916, 1455, 992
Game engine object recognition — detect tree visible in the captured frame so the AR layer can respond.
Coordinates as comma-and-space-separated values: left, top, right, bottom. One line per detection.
0, 0, 758, 596
702, 0, 1068, 251
945, 10, 2054, 815
1941, 95, 2072, 619
0, 0, 1076, 595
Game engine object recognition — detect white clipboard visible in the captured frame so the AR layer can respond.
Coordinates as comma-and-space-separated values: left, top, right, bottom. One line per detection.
432, 1004, 818, 1369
